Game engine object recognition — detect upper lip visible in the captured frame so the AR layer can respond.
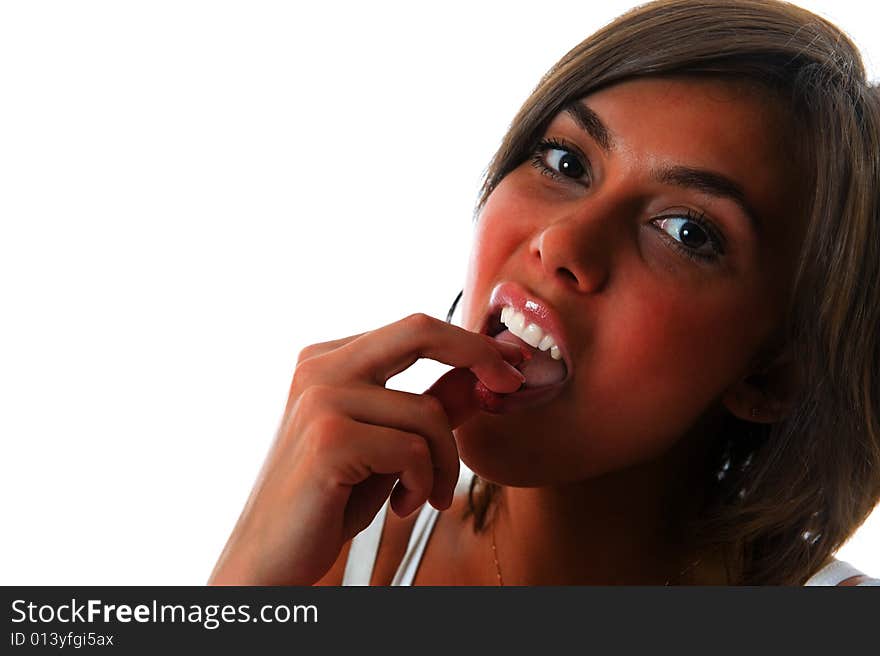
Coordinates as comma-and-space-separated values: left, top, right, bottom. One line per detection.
479, 281, 575, 379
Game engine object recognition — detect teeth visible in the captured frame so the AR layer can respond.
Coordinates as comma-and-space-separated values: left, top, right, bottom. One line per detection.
521, 323, 543, 348
537, 334, 554, 352
510, 311, 525, 333
499, 305, 562, 360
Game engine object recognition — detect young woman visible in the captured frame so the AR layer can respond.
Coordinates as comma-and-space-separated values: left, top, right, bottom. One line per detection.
209, 0, 880, 585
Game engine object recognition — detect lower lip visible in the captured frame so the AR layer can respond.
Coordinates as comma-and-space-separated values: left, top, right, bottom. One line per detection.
473, 378, 567, 415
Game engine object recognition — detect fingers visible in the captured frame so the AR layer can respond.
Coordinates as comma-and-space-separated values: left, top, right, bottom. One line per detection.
296, 332, 368, 363
312, 385, 460, 511
424, 367, 482, 430
321, 415, 437, 518
337, 313, 525, 392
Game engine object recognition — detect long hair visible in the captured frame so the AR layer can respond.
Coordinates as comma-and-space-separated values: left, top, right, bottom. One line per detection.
453, 0, 880, 585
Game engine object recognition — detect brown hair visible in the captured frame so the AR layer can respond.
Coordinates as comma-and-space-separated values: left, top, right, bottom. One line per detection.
458, 0, 880, 585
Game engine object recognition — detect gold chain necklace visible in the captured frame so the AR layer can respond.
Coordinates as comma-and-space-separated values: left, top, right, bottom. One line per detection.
491, 522, 700, 586
491, 522, 504, 586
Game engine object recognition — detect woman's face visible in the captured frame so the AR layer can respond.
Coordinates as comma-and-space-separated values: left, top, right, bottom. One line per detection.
457, 76, 806, 485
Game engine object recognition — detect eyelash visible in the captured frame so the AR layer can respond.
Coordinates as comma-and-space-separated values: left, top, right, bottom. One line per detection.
529, 137, 725, 264
530, 137, 590, 184
655, 210, 725, 263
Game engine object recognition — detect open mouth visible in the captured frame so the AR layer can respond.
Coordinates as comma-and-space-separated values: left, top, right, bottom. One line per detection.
471, 288, 574, 415
480, 305, 571, 388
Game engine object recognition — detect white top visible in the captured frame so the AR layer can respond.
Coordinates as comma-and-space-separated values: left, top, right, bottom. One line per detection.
803, 558, 880, 586
342, 472, 879, 586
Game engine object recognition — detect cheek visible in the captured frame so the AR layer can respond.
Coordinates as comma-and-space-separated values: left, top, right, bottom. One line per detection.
462, 186, 535, 328
577, 288, 762, 463
616, 309, 734, 407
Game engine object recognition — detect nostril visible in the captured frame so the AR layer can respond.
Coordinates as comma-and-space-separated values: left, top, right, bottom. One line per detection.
532, 225, 609, 293
558, 267, 579, 284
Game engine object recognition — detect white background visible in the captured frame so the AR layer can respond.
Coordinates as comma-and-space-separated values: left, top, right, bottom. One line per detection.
1, 1, 877, 584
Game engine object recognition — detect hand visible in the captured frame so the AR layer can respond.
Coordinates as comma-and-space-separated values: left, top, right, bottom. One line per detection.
208, 313, 525, 585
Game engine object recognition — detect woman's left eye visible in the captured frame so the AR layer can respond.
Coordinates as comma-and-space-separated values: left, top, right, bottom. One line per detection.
652, 212, 725, 263
530, 138, 590, 183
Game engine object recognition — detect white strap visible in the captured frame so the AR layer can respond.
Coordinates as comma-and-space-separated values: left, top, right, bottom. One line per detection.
341, 500, 388, 586
390, 502, 440, 586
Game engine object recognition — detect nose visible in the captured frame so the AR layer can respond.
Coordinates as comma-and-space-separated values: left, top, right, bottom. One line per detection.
528, 213, 613, 294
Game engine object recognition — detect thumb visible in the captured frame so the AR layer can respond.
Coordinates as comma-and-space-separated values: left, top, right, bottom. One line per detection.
423, 367, 482, 429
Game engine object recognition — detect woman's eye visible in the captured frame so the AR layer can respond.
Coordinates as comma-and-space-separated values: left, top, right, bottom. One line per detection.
653, 214, 724, 263
543, 148, 586, 178
530, 138, 590, 183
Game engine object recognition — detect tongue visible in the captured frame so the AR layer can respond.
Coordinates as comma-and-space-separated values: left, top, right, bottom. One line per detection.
492, 329, 567, 388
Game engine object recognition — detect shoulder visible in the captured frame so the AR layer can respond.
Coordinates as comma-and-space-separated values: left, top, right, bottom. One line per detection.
837, 574, 879, 586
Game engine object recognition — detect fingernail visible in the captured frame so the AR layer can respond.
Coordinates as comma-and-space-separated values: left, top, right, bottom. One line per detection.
503, 361, 526, 384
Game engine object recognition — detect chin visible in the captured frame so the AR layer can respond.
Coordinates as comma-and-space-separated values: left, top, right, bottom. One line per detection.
453, 414, 592, 487
454, 407, 691, 489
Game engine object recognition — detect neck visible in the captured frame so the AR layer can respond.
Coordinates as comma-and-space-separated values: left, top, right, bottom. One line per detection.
487, 418, 724, 585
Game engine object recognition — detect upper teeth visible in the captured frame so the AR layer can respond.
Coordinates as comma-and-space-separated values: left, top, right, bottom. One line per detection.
500, 305, 562, 360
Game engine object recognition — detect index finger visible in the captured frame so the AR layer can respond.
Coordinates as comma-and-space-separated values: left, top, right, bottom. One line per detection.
339, 313, 525, 391
297, 332, 369, 363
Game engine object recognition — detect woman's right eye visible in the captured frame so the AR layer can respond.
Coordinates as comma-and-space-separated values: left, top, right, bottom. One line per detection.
530, 137, 591, 184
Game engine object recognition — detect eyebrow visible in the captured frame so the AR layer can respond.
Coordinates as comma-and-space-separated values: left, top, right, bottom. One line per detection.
561, 100, 761, 234
653, 165, 761, 234
564, 101, 613, 152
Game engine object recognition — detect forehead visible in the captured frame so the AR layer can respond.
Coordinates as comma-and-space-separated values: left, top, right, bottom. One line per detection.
572, 76, 792, 177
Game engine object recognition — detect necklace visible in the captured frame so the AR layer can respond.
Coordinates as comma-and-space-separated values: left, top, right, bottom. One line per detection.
491, 522, 504, 586
491, 522, 701, 586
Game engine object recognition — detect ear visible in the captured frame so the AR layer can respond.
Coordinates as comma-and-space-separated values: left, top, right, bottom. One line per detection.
721, 349, 801, 424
